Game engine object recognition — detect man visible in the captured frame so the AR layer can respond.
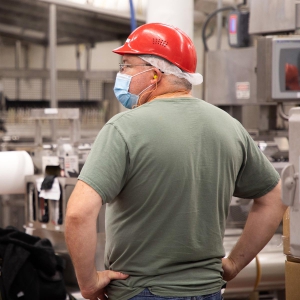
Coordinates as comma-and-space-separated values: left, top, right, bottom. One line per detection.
65, 23, 286, 300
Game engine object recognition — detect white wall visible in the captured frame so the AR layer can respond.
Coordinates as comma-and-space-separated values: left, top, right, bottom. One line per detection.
90, 41, 121, 70
25, 41, 121, 71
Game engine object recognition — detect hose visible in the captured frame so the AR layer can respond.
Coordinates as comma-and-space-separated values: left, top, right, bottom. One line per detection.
201, 6, 236, 52
278, 103, 289, 121
253, 255, 262, 291
129, 0, 137, 32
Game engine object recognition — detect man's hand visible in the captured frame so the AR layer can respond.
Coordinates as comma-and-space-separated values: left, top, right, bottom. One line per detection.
80, 270, 129, 300
222, 257, 239, 282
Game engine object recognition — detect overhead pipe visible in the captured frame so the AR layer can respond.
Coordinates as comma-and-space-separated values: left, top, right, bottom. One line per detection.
129, 0, 137, 32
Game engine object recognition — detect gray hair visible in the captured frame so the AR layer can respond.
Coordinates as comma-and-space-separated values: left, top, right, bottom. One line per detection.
166, 74, 192, 90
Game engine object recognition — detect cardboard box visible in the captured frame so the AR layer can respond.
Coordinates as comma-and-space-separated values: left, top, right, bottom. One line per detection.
285, 259, 300, 300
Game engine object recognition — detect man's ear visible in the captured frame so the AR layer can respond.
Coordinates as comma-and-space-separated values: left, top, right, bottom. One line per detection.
150, 69, 162, 84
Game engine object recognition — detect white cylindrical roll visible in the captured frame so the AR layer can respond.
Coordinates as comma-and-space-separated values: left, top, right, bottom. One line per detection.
0, 151, 34, 195
146, 0, 194, 41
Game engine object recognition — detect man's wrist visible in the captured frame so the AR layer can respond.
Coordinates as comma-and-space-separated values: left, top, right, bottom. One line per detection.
226, 255, 240, 276
78, 268, 98, 293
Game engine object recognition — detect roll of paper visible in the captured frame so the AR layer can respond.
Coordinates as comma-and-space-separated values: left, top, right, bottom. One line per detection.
0, 151, 34, 194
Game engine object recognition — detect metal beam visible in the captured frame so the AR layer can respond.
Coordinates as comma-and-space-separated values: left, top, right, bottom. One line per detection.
0, 69, 117, 81
0, 32, 46, 45
85, 44, 91, 100
56, 8, 137, 35
49, 4, 57, 108
40, 0, 145, 23
0, 0, 141, 46
56, 36, 118, 45
0, 23, 47, 44
42, 46, 48, 100
15, 40, 22, 99
0, 10, 47, 31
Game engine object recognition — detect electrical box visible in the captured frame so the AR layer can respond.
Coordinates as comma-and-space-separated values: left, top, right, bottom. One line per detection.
257, 36, 300, 102
205, 47, 257, 105
228, 10, 250, 48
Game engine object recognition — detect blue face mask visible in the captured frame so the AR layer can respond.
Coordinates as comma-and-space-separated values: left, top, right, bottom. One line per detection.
113, 69, 155, 109
113, 73, 138, 109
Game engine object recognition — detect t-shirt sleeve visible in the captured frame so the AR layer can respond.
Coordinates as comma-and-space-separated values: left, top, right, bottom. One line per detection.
233, 126, 280, 199
78, 123, 129, 204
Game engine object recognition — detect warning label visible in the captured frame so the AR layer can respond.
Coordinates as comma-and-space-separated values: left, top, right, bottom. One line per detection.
236, 82, 250, 99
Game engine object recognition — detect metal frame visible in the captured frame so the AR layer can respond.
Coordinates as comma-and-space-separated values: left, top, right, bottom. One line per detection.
40, 0, 145, 24
49, 4, 57, 108
0, 0, 145, 109
0, 0, 145, 45
27, 108, 81, 145
0, 69, 117, 80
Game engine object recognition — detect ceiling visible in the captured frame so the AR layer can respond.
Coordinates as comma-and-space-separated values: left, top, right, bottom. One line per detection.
0, 0, 145, 46
0, 0, 239, 46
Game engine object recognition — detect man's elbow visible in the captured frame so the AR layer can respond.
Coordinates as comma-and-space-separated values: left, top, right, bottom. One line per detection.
65, 197, 88, 224
65, 208, 85, 226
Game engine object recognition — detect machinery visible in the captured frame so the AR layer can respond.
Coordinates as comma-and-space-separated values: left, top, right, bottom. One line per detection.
0, 0, 299, 299
203, 0, 300, 299
0, 1, 135, 297
281, 108, 300, 299
204, 0, 299, 134
0, 108, 105, 299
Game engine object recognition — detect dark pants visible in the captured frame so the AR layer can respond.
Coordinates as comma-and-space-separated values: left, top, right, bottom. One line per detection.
128, 289, 223, 300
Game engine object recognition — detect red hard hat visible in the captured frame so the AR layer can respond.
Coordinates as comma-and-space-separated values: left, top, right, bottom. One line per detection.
112, 23, 197, 73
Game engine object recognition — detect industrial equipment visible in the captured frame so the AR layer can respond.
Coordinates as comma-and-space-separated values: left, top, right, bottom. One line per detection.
23, 175, 106, 290
204, 0, 300, 134
1, 0, 298, 299
281, 108, 300, 299
228, 9, 250, 48
202, 0, 300, 299
0, 0, 135, 296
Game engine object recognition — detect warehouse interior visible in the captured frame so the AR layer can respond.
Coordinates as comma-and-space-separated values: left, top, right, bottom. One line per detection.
0, 0, 299, 299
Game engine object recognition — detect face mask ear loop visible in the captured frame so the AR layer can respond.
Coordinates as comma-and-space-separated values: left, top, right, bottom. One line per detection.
137, 80, 158, 107
132, 68, 156, 78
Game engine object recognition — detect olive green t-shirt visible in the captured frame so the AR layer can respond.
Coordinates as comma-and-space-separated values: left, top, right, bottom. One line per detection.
79, 98, 280, 300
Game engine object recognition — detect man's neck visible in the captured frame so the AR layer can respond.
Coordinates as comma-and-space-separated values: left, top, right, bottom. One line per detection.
154, 90, 192, 99
138, 77, 192, 106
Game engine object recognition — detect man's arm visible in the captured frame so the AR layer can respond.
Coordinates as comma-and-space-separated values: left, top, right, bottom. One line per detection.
222, 180, 287, 281
65, 180, 128, 300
